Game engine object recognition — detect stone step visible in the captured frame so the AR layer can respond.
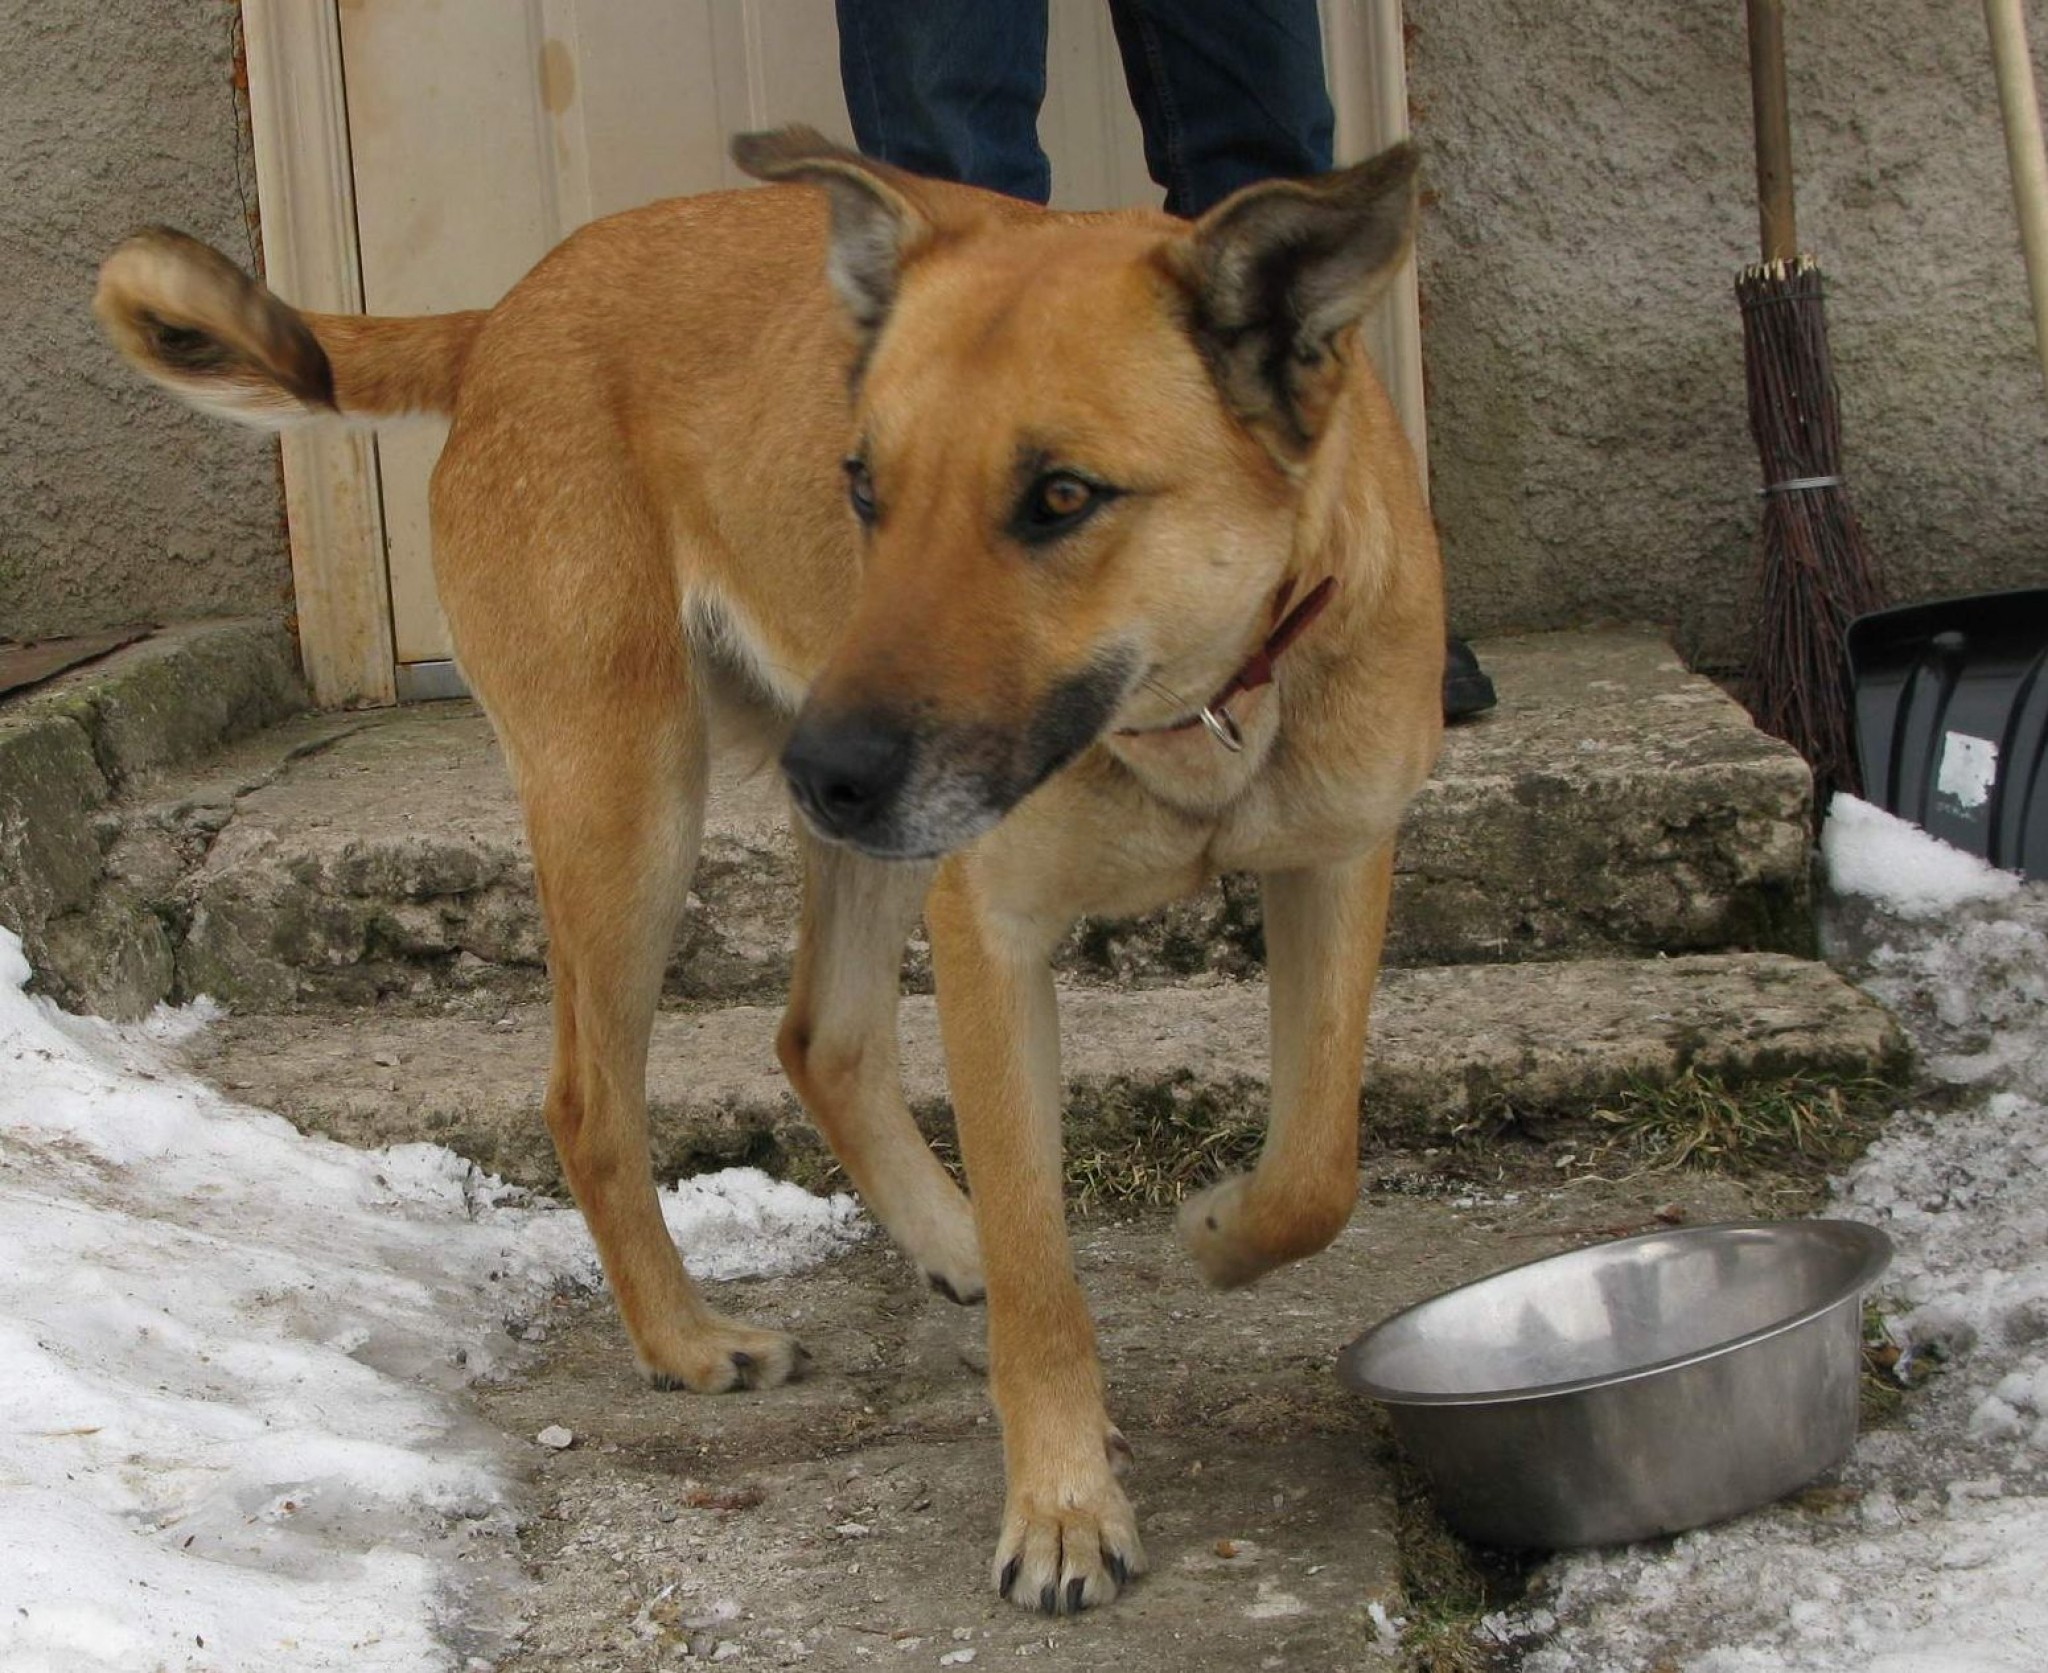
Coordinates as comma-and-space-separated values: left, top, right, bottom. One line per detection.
139, 626, 1813, 1011
0, 619, 308, 1018
180, 951, 1901, 1196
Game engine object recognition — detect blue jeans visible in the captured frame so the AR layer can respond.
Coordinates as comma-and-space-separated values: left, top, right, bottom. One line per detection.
835, 0, 1336, 218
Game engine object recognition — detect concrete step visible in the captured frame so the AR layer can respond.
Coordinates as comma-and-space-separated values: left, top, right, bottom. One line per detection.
0, 618, 307, 1018
180, 951, 1901, 1196
130, 626, 1813, 1011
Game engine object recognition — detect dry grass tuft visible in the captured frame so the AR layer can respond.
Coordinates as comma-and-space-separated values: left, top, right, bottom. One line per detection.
1064, 1076, 1265, 1213
1582, 1069, 1892, 1181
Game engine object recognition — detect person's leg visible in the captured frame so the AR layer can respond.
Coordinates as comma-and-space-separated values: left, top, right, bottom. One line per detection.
1105, 0, 1334, 217
1106, 0, 1494, 720
835, 0, 1052, 202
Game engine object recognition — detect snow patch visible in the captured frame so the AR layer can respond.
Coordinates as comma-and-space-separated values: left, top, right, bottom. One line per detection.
0, 927, 865, 1672
1502, 799, 2048, 1670
1820, 794, 2020, 918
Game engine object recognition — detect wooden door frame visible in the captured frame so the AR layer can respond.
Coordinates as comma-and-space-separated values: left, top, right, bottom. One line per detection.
243, 0, 395, 709
243, 0, 1422, 709
1325, 0, 1428, 487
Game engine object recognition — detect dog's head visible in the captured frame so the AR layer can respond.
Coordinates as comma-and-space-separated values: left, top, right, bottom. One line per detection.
734, 128, 1418, 860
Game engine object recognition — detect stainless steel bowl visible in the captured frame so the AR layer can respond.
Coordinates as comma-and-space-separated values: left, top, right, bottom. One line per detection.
1337, 1220, 1892, 1549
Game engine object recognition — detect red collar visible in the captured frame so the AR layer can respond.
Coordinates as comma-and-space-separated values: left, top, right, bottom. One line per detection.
1115, 576, 1337, 751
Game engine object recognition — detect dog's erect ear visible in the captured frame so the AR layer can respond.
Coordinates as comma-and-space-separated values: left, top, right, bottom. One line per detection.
1164, 142, 1419, 450
733, 126, 933, 342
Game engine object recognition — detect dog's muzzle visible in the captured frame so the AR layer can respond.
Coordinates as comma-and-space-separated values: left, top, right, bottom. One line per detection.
780, 711, 920, 849
781, 654, 1139, 858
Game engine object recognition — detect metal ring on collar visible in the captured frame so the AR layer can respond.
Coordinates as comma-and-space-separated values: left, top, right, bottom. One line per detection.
1198, 704, 1245, 752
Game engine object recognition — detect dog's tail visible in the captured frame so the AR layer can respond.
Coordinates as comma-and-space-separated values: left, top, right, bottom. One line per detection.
94, 228, 483, 427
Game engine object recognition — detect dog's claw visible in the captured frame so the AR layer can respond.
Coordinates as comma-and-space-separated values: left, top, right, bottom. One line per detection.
635, 1317, 806, 1394
991, 1457, 1146, 1614
926, 1271, 983, 1307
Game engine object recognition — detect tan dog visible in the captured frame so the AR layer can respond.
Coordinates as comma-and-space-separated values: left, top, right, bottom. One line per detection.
95, 128, 1443, 1614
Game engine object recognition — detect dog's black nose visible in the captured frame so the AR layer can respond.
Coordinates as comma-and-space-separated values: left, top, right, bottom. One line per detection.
781, 712, 916, 843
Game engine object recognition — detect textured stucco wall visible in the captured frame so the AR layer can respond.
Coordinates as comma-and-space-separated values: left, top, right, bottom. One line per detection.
0, 0, 289, 643
1408, 0, 2048, 669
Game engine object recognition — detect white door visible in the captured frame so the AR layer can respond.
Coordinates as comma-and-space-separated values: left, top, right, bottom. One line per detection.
263, 0, 1419, 699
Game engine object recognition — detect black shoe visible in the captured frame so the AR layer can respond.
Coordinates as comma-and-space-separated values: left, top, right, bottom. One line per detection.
1444, 635, 1496, 722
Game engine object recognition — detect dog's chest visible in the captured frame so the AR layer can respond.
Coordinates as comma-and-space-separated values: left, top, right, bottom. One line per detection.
1099, 683, 1282, 814
1200, 730, 1416, 869
983, 735, 1407, 929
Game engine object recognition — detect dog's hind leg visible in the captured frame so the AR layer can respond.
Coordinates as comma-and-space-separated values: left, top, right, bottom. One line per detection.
777, 831, 984, 1304
484, 622, 808, 1395
528, 705, 807, 1390
1177, 843, 1395, 1289
521, 694, 808, 1391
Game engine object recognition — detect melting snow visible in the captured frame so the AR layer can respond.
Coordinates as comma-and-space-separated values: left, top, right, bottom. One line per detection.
1505, 799, 2048, 1672
0, 930, 862, 1671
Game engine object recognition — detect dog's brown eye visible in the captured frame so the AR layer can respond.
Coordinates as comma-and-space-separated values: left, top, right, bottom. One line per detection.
1037, 474, 1093, 520
843, 457, 877, 525
1014, 471, 1114, 545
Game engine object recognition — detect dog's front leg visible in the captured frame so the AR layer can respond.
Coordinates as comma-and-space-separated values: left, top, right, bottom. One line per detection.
1179, 843, 1395, 1288
777, 829, 983, 1303
927, 862, 1145, 1614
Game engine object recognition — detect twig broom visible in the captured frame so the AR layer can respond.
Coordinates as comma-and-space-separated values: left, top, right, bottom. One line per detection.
1738, 0, 1885, 805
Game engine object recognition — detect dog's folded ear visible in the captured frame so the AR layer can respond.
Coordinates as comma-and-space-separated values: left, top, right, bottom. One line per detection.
733, 127, 933, 346
1163, 142, 1419, 453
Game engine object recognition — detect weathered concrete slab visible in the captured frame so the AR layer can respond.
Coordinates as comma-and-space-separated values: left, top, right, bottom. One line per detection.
477, 1209, 1422, 1672
0, 619, 305, 1016
1399, 627, 1814, 964
17, 618, 307, 790
182, 951, 1903, 1195
0, 627, 152, 700
154, 627, 1814, 1009
464, 1166, 1775, 1671
166, 708, 798, 1011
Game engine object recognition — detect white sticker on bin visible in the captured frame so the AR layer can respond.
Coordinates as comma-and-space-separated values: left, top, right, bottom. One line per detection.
1936, 731, 1999, 810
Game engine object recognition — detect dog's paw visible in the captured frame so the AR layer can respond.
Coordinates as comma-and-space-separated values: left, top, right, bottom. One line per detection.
906, 1195, 986, 1306
991, 1431, 1145, 1614
1179, 1169, 1354, 1289
637, 1314, 811, 1395
1177, 1174, 1271, 1289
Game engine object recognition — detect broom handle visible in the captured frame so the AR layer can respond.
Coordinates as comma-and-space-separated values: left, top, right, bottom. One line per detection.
1746, 0, 1798, 261
1983, 0, 2048, 392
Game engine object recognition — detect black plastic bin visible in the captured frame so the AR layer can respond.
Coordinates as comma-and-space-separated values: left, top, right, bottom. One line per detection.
1847, 588, 2048, 880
